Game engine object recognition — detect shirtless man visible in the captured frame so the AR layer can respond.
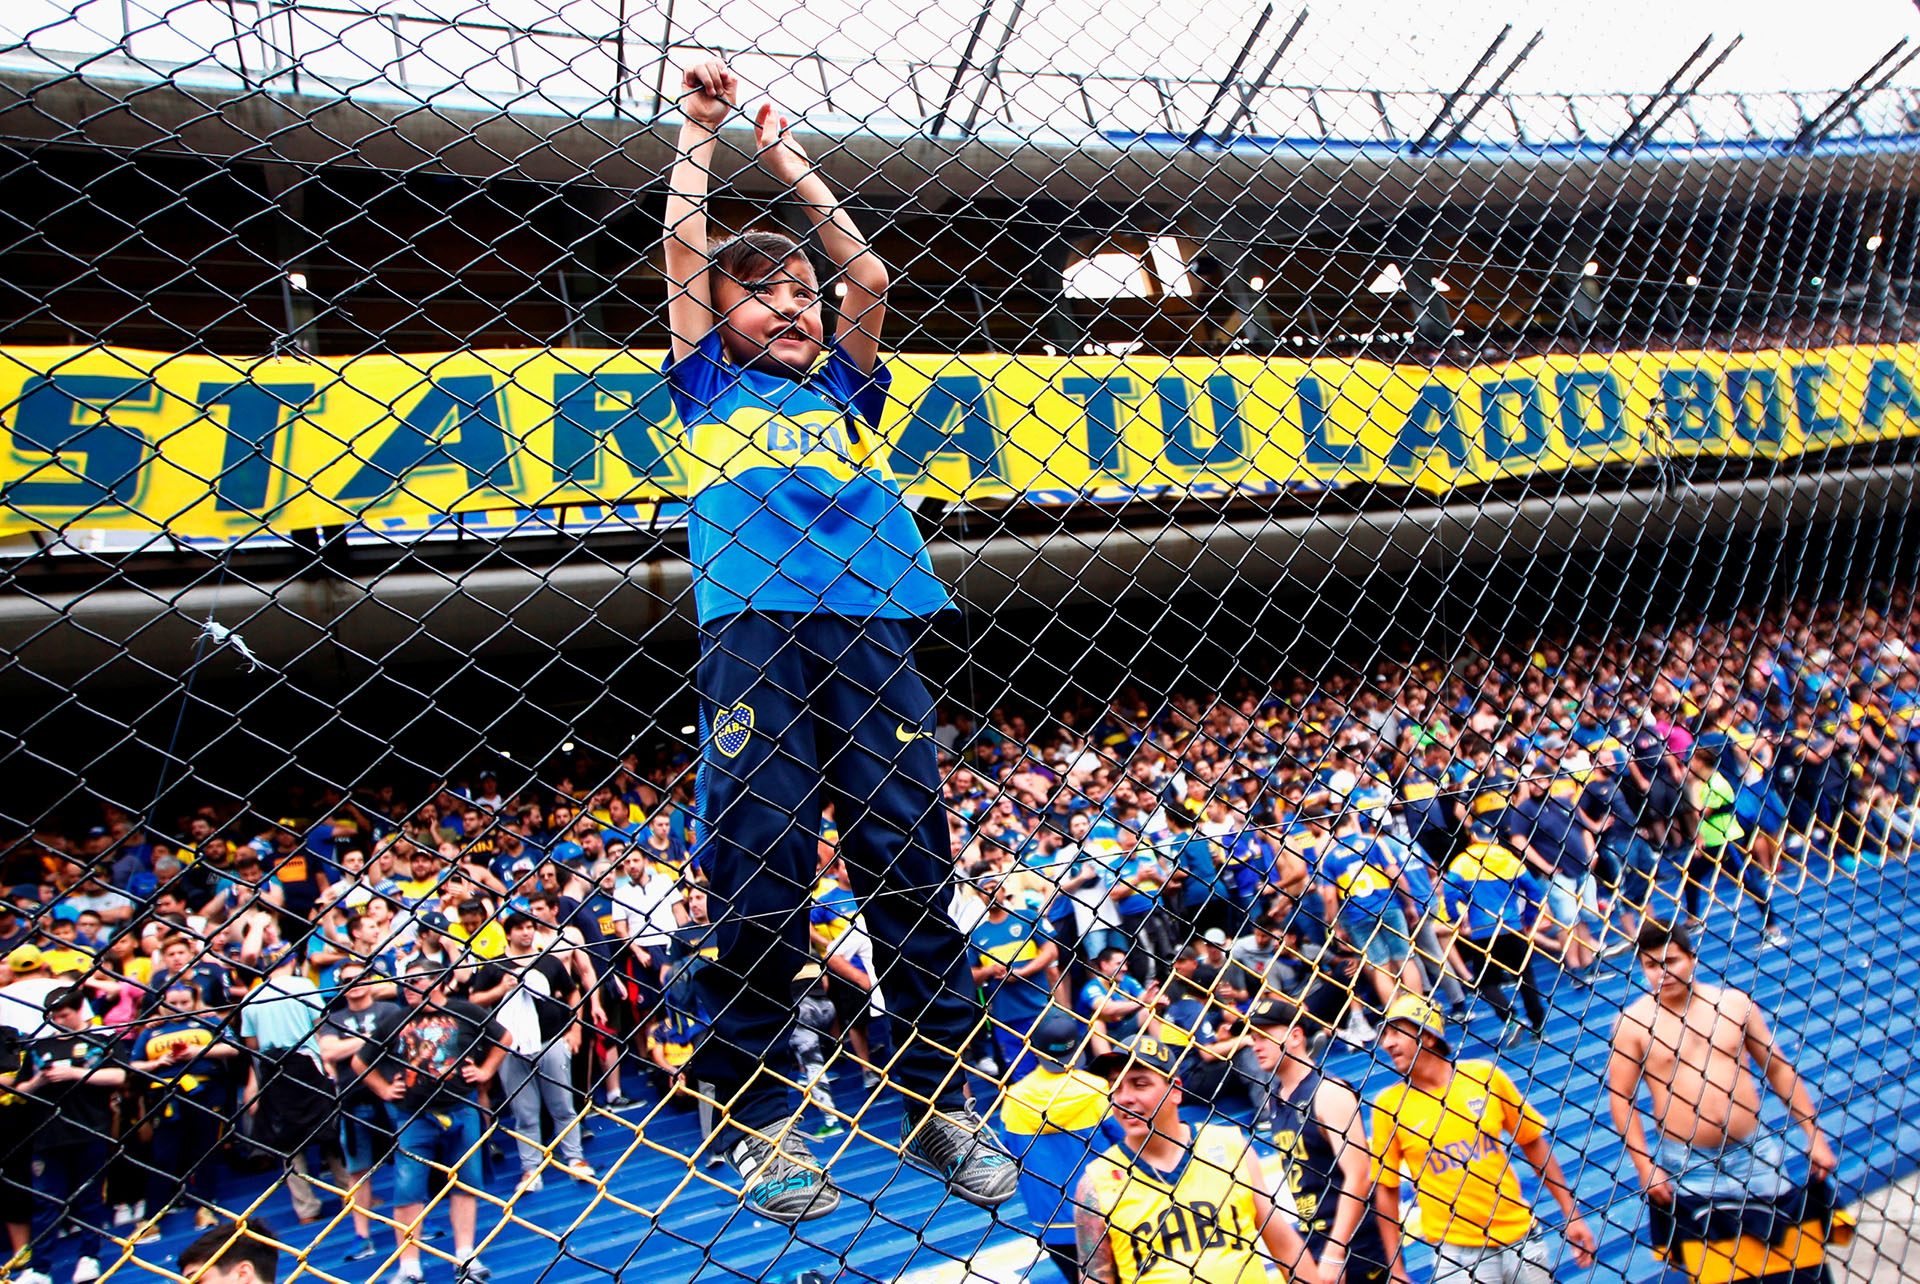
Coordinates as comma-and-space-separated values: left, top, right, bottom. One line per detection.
1607, 920, 1839, 1282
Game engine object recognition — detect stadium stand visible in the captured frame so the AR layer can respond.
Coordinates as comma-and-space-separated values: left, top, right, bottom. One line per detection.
14, 856, 1916, 1284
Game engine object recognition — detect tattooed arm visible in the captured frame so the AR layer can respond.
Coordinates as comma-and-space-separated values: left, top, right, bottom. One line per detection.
1074, 1168, 1118, 1284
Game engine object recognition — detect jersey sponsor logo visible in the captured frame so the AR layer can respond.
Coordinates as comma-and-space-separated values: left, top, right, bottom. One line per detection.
1423, 1129, 1500, 1175
712, 703, 754, 758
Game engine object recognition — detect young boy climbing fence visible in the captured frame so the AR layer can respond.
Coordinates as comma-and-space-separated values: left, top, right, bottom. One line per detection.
660, 59, 1016, 1224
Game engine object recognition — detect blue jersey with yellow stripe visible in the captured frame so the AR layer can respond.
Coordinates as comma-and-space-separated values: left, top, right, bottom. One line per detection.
1320, 832, 1399, 934
996, 1066, 1117, 1245
662, 331, 950, 623
1442, 841, 1544, 939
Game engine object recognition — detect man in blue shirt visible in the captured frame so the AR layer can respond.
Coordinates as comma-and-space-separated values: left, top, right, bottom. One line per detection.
1078, 947, 1150, 1045
1509, 775, 1601, 975
1159, 802, 1232, 938
1317, 811, 1421, 1011
968, 875, 1060, 1084
662, 59, 1009, 1222
1442, 821, 1550, 1042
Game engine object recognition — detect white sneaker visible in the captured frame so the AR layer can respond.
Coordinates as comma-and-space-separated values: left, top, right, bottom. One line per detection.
514, 1173, 543, 1195
72, 1258, 101, 1284
111, 1205, 134, 1229
1764, 926, 1791, 949
15, 1270, 51, 1284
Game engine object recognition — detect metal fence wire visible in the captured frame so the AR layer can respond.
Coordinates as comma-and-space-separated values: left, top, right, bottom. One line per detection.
7, 2, 1920, 1284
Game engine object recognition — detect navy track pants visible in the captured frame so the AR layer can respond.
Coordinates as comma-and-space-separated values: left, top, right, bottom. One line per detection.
688, 611, 978, 1137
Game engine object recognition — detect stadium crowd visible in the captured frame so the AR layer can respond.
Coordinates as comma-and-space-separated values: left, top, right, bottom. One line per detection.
0, 584, 1914, 1283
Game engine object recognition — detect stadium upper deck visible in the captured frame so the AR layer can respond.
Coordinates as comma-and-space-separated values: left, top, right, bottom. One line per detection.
5, 1, 1920, 681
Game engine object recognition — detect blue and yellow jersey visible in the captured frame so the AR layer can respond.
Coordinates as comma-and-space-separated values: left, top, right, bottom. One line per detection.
1082, 1123, 1267, 1284
810, 877, 859, 955
648, 1006, 706, 1071
133, 1018, 223, 1106
996, 1066, 1113, 1245
662, 331, 949, 623
1320, 833, 1399, 933
1469, 762, 1517, 819
971, 912, 1054, 1021
1442, 841, 1543, 939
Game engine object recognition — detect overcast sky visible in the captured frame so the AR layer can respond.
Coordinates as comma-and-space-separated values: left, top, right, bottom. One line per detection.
11, 0, 1920, 109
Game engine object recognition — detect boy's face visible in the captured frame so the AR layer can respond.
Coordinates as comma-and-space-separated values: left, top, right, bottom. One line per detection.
714, 256, 825, 377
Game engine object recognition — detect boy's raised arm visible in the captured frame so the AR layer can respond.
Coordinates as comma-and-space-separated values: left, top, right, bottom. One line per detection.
663, 60, 736, 363
752, 105, 890, 375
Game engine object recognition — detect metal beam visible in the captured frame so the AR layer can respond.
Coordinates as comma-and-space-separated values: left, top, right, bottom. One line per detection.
1186, 2, 1274, 147
7, 462, 1908, 685
1794, 40, 1919, 149
1216, 8, 1309, 143
929, 0, 997, 138
1606, 35, 1714, 155
1620, 35, 1744, 154
1410, 25, 1511, 155
960, 0, 1028, 137
1432, 28, 1542, 155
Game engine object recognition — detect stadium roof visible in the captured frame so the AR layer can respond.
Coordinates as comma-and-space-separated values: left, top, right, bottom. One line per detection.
6, 0, 1920, 157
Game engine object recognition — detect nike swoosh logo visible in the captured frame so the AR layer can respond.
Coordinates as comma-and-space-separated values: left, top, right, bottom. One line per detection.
896, 723, 931, 743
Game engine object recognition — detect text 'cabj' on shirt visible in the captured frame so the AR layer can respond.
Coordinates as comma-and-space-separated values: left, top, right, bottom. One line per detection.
662, 331, 950, 624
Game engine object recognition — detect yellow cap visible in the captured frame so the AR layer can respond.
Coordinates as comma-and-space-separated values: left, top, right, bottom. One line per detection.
1381, 994, 1451, 1054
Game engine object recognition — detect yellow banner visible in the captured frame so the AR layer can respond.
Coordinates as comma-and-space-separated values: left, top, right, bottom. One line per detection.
3, 343, 1919, 537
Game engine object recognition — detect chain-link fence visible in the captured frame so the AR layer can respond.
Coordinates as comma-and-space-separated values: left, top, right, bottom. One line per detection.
5, 3, 1920, 1284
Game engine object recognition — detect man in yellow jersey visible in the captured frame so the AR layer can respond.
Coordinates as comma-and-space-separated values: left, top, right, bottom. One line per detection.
1073, 1034, 1320, 1284
1370, 996, 1595, 1284
1607, 921, 1844, 1284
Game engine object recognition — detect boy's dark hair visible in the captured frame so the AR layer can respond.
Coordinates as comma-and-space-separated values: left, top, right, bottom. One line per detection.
180, 1218, 279, 1283
710, 230, 808, 284
1174, 945, 1200, 965
458, 898, 486, 917
1096, 947, 1127, 965
503, 911, 536, 930
1636, 919, 1695, 958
